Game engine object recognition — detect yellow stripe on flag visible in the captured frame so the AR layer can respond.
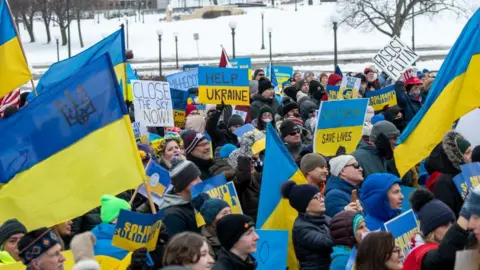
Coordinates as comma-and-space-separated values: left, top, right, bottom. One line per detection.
0, 37, 32, 98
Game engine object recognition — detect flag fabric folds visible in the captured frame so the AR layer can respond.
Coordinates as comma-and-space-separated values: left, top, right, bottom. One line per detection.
0, 54, 144, 230
257, 123, 307, 270
335, 65, 343, 78
0, 0, 32, 98
30, 28, 129, 101
218, 47, 231, 68
394, 9, 480, 177
269, 63, 279, 90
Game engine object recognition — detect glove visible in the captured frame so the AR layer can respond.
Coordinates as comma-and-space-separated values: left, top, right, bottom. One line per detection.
70, 231, 96, 263
129, 248, 148, 270
237, 156, 251, 172
374, 133, 394, 160
216, 100, 225, 113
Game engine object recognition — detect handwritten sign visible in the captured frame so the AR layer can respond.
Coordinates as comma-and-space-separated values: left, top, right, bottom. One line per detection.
231, 57, 252, 79
132, 80, 174, 127
372, 36, 419, 80
112, 209, 164, 251
365, 85, 398, 111
384, 210, 419, 262
191, 173, 243, 227
338, 76, 361, 100
253, 230, 288, 270
453, 162, 480, 199
314, 99, 369, 156
132, 121, 148, 143
198, 67, 249, 105
167, 70, 198, 91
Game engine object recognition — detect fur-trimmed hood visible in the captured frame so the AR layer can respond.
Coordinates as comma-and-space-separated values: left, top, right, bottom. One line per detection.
442, 130, 467, 171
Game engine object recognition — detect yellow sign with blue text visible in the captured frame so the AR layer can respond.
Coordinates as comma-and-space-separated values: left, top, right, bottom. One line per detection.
314, 99, 369, 156
198, 67, 249, 105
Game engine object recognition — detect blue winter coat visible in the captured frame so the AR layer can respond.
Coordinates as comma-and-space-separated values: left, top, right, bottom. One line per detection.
91, 223, 129, 260
325, 176, 359, 218
403, 94, 424, 123
360, 173, 402, 231
329, 246, 351, 270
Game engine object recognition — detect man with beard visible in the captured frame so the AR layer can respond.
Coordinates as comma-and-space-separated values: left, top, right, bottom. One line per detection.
182, 130, 214, 180
250, 78, 280, 120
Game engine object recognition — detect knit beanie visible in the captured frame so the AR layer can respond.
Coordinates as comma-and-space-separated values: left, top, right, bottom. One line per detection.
295, 79, 306, 91
192, 193, 230, 225
371, 114, 385, 125
329, 155, 355, 177
304, 71, 314, 78
100, 195, 131, 223
0, 219, 27, 245
216, 214, 255, 250
185, 104, 198, 117
472, 146, 480, 163
228, 114, 244, 128
182, 130, 207, 155
258, 78, 273, 94
455, 137, 471, 155
281, 181, 320, 213
352, 214, 365, 236
300, 153, 327, 175
18, 228, 60, 265
249, 80, 259, 94
410, 188, 456, 236
279, 120, 299, 138
220, 143, 237, 159
282, 102, 299, 116
329, 211, 359, 247
370, 120, 400, 142
170, 158, 202, 192
259, 105, 273, 118
466, 186, 480, 217
283, 86, 297, 102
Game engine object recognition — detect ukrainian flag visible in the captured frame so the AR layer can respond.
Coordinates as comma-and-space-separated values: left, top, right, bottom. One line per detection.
394, 9, 480, 177
256, 123, 307, 269
0, 0, 32, 98
31, 28, 131, 101
0, 54, 144, 230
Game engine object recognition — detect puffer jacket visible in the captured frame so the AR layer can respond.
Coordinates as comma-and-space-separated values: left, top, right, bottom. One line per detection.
250, 94, 280, 120
324, 176, 359, 218
297, 93, 318, 122
293, 214, 334, 270
158, 191, 200, 237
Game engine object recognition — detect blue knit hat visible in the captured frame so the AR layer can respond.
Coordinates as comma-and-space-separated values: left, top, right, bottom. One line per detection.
220, 144, 238, 159
281, 181, 320, 213
371, 114, 385, 125
192, 193, 230, 225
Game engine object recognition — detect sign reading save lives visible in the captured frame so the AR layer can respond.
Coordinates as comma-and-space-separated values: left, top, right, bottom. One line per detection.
198, 67, 249, 105
372, 36, 419, 80
132, 80, 174, 127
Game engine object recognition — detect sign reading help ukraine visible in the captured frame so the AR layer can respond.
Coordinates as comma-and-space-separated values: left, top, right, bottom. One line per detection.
132, 80, 174, 127
314, 99, 369, 156
266, 66, 294, 90
372, 36, 419, 80
198, 67, 249, 105
338, 76, 361, 100
365, 85, 398, 111
191, 173, 243, 227
384, 210, 419, 262
253, 230, 289, 270
112, 209, 164, 252
231, 57, 252, 79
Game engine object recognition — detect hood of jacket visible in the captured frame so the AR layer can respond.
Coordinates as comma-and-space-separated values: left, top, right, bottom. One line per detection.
442, 131, 467, 171
91, 223, 116, 240
158, 192, 191, 210
425, 143, 460, 175
360, 173, 401, 222
251, 94, 274, 104
210, 157, 233, 175
299, 99, 318, 122
325, 176, 358, 196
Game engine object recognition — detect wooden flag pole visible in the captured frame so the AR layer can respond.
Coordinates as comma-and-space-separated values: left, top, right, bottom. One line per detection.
142, 180, 157, 214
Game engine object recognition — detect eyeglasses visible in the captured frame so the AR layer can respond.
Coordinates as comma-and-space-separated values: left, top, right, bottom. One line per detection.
190, 111, 200, 116
345, 163, 361, 169
312, 193, 324, 201
288, 130, 300, 136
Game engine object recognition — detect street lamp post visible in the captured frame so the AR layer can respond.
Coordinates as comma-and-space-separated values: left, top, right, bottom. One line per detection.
97, 13, 100, 24
229, 21, 237, 58
55, 36, 60, 62
260, 11, 265, 50
330, 12, 340, 72
295, 0, 297, 11
267, 27, 272, 64
412, 3, 416, 65
124, 16, 129, 49
174, 32, 179, 69
142, 11, 145, 23
157, 29, 163, 76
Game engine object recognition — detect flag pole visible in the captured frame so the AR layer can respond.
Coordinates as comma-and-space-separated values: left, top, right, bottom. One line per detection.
4, 0, 38, 96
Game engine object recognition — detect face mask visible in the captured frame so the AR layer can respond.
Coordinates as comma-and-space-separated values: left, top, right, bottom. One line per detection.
263, 118, 272, 123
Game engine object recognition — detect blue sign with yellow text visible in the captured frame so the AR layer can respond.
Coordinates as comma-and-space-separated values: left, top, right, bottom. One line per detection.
231, 57, 252, 79
365, 85, 398, 111
384, 210, 419, 262
266, 66, 293, 90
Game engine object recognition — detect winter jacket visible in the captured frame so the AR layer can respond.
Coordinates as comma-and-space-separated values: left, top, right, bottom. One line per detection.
72, 260, 101, 270
233, 167, 261, 222
0, 251, 15, 265
293, 214, 334, 270
187, 154, 214, 180
91, 223, 129, 261
212, 248, 257, 270
325, 176, 359, 218
206, 109, 239, 150
250, 94, 280, 120
403, 93, 424, 124
351, 140, 387, 178
297, 94, 318, 123
329, 246, 351, 270
209, 157, 236, 181
158, 192, 200, 237
360, 173, 402, 231
71, 208, 101, 236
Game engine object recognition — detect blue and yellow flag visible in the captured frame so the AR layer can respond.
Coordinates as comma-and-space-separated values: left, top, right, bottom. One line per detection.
0, 0, 32, 98
0, 54, 144, 230
257, 123, 307, 270
31, 28, 130, 101
394, 9, 480, 177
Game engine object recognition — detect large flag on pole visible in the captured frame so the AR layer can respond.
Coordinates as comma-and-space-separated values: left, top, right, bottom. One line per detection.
0, 0, 32, 98
219, 47, 231, 68
394, 9, 480, 177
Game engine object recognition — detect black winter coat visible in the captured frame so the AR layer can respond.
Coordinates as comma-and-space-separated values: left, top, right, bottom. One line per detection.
233, 160, 261, 222
206, 109, 239, 150
293, 214, 334, 270
212, 248, 257, 270
250, 94, 280, 119
187, 154, 214, 180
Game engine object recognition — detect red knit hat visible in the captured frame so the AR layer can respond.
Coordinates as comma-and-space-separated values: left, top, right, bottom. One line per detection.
327, 74, 342, 86
404, 69, 423, 86
364, 68, 374, 75
185, 104, 198, 117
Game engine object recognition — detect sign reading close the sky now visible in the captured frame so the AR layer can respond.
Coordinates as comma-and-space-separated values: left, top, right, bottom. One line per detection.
198, 67, 249, 105
132, 80, 174, 127
372, 36, 419, 80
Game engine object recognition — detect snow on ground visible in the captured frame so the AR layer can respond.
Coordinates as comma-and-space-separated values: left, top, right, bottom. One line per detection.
21, 3, 471, 68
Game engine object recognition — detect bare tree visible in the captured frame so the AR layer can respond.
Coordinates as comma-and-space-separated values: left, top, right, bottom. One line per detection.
339, 0, 469, 38
38, 0, 53, 43
51, 0, 70, 46
71, 0, 94, 48
10, 0, 37, 42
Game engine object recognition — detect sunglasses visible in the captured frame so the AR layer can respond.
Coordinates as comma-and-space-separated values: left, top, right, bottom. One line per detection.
288, 130, 300, 136
312, 192, 324, 201
345, 163, 361, 169
258, 73, 265, 77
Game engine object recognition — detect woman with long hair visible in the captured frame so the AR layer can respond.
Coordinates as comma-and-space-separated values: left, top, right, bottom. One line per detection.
162, 232, 214, 270
151, 133, 185, 169
355, 231, 403, 270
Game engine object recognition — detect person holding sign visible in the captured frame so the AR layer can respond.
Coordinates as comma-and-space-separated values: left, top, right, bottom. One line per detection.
404, 188, 470, 270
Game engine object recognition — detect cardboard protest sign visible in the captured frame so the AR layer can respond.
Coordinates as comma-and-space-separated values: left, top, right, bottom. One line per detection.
234, 123, 266, 155
253, 230, 289, 270
338, 76, 361, 100
452, 163, 480, 199
112, 209, 164, 251
140, 160, 171, 198
191, 173, 243, 227
167, 70, 198, 91
453, 174, 469, 200
132, 121, 148, 144
372, 36, 419, 80
384, 210, 419, 262
198, 67, 249, 105
314, 99, 369, 156
326, 85, 339, 100
231, 57, 252, 79
132, 80, 174, 127
183, 64, 199, 71
266, 66, 293, 91
365, 85, 398, 112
